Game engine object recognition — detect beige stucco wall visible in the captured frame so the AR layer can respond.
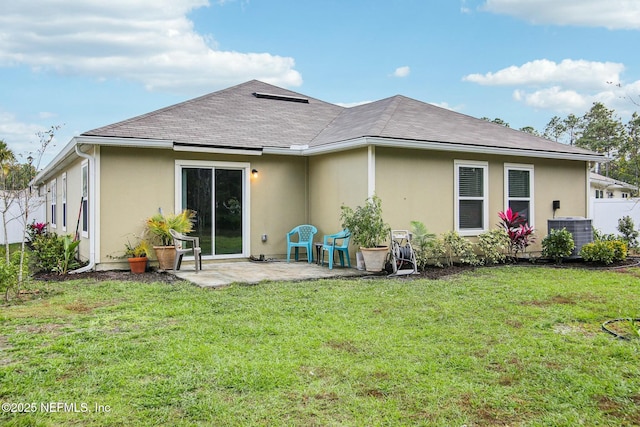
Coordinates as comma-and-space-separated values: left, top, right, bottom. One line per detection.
43, 143, 590, 270
308, 148, 369, 238
98, 147, 308, 268
374, 148, 589, 252
250, 154, 308, 258
44, 156, 89, 261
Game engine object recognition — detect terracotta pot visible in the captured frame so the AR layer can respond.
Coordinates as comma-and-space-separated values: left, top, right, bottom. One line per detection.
360, 246, 389, 272
128, 257, 148, 274
153, 245, 176, 270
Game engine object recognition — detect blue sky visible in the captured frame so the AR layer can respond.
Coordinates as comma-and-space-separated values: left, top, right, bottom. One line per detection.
1, 0, 639, 165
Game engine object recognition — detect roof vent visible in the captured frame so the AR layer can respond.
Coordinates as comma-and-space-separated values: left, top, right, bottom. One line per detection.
253, 92, 309, 103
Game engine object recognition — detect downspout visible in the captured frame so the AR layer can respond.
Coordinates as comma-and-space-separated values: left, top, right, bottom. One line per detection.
367, 145, 375, 198
71, 144, 96, 273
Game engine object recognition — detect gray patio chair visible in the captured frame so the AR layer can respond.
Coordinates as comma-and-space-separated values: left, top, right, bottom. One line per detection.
169, 229, 202, 273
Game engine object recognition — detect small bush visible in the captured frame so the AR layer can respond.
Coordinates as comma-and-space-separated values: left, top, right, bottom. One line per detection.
442, 231, 479, 266
617, 216, 639, 248
610, 240, 628, 262
0, 251, 29, 300
30, 232, 80, 274
580, 240, 627, 265
478, 229, 509, 265
410, 221, 438, 270
31, 232, 65, 272
0, 256, 17, 297
593, 228, 617, 242
542, 228, 575, 264
423, 238, 446, 268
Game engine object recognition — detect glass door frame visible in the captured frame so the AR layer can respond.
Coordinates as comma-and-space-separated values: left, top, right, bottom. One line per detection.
175, 160, 251, 260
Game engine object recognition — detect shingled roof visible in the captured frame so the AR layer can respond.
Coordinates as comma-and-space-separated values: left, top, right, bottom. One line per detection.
83, 80, 344, 150
83, 79, 599, 159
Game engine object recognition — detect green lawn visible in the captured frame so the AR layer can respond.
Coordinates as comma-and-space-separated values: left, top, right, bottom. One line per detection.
1, 266, 639, 426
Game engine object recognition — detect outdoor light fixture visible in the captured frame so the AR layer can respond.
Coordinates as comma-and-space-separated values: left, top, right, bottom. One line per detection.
252, 169, 259, 178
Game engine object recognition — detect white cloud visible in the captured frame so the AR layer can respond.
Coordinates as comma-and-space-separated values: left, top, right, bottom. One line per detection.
0, 1, 302, 95
0, 111, 51, 160
465, 58, 640, 117
514, 84, 639, 117
335, 100, 374, 108
513, 87, 588, 113
481, 0, 640, 30
463, 59, 624, 89
429, 101, 464, 112
392, 66, 411, 78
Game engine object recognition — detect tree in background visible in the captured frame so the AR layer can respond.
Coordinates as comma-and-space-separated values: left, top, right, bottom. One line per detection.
543, 116, 566, 142
481, 117, 510, 127
0, 140, 17, 262
519, 126, 540, 136
576, 102, 626, 177
1, 125, 59, 299
563, 114, 582, 146
616, 112, 640, 192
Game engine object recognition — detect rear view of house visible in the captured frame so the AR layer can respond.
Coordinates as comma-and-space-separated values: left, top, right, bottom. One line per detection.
33, 80, 604, 270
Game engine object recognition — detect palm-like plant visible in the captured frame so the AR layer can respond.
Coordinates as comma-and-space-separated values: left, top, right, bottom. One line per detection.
146, 210, 195, 246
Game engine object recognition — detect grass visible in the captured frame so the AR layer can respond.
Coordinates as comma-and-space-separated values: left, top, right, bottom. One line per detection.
1, 266, 640, 426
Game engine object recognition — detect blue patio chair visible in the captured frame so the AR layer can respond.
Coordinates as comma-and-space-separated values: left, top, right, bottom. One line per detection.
321, 229, 351, 269
286, 224, 318, 263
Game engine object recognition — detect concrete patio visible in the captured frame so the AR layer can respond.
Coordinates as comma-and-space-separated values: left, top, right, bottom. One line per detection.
172, 259, 370, 288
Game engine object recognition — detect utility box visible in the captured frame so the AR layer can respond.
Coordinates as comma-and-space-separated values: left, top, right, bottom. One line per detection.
547, 217, 593, 258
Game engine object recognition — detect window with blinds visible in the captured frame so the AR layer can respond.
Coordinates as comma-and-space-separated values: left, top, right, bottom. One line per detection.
505, 164, 534, 227
455, 161, 488, 234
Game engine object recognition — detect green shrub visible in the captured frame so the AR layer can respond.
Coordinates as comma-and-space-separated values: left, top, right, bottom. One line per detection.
31, 232, 80, 274
593, 228, 616, 242
423, 238, 446, 268
54, 235, 81, 274
442, 231, 480, 266
580, 240, 627, 265
610, 240, 628, 262
31, 232, 65, 272
0, 256, 17, 297
617, 216, 639, 248
542, 228, 575, 264
409, 221, 438, 270
478, 229, 509, 265
0, 251, 29, 300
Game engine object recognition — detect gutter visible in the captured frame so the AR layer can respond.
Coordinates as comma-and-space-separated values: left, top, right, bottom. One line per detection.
263, 136, 607, 162
70, 144, 96, 273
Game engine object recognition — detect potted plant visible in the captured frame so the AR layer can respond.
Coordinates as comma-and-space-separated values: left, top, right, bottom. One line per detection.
145, 209, 195, 270
125, 239, 151, 274
340, 195, 391, 272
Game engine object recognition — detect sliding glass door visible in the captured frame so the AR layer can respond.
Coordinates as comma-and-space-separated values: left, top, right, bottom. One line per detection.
178, 161, 248, 258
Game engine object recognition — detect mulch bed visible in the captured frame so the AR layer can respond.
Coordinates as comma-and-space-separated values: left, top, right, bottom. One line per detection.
31, 257, 640, 284
33, 269, 184, 284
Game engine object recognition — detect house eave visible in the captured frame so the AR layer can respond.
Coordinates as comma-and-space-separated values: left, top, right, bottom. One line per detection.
33, 135, 174, 185
265, 137, 606, 162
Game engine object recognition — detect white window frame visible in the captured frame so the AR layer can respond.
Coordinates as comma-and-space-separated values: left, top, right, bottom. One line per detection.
175, 160, 251, 260
50, 179, 57, 228
81, 160, 89, 238
504, 163, 534, 228
61, 173, 67, 231
454, 160, 489, 236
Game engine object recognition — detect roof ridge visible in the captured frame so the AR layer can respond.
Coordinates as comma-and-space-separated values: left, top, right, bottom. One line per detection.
375, 95, 404, 136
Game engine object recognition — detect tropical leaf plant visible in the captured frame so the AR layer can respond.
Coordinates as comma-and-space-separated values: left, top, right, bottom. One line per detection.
146, 210, 195, 246
498, 208, 535, 259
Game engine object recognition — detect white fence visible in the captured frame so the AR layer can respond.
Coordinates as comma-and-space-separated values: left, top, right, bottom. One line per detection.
0, 194, 46, 244
590, 198, 640, 235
